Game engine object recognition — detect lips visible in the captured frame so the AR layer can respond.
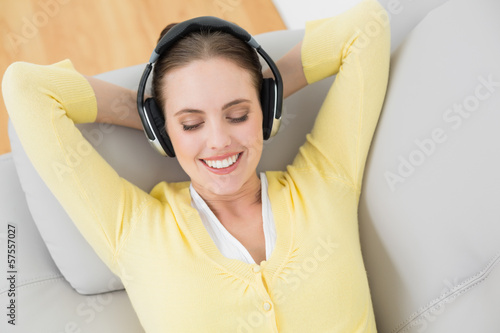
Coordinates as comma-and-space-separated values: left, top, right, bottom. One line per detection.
202, 153, 240, 169
200, 152, 242, 173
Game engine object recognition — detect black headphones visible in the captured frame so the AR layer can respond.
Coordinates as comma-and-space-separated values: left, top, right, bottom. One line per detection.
137, 16, 283, 157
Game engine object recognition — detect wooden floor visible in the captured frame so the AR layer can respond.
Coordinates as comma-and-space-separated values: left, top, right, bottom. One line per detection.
0, 0, 286, 155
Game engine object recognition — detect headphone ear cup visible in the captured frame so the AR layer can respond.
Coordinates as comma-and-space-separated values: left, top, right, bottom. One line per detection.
260, 78, 276, 140
144, 98, 176, 157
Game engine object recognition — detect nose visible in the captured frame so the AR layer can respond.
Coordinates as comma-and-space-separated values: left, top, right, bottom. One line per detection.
205, 119, 231, 150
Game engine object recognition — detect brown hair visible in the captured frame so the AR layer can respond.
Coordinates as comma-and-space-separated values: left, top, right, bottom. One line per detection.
152, 23, 263, 113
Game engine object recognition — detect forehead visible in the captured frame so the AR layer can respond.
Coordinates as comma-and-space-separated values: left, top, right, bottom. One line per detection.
162, 58, 258, 115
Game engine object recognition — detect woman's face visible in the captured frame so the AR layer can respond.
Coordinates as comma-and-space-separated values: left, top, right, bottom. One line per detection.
163, 57, 263, 196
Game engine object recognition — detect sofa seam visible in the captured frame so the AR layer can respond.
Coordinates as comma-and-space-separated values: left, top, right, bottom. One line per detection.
0, 273, 64, 295
391, 251, 500, 333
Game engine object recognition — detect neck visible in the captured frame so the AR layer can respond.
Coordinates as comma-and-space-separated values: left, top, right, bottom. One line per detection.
192, 173, 262, 219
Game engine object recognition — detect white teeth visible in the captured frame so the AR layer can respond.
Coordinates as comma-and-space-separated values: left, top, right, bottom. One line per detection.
203, 153, 240, 169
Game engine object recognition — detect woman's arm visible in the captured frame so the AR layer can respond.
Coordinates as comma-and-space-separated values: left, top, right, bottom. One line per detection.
84, 75, 144, 130
291, 0, 391, 190
3, 60, 155, 268
263, 41, 308, 99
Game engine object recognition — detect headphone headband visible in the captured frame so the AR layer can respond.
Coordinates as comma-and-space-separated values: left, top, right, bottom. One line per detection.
137, 16, 283, 157
150, 16, 258, 63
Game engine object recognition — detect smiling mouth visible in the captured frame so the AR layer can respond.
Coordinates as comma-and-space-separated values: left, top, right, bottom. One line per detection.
201, 153, 242, 169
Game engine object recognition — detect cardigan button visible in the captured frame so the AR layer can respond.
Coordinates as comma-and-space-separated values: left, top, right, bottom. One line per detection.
252, 265, 261, 273
263, 302, 272, 311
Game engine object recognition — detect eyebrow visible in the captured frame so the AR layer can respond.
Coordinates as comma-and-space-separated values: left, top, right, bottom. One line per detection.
174, 98, 251, 117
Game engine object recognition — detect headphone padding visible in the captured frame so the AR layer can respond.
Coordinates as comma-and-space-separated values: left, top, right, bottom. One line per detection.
144, 98, 176, 157
260, 78, 276, 140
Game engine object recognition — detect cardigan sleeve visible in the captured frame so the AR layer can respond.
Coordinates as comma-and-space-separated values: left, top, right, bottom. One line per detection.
2, 60, 155, 268
296, 0, 391, 191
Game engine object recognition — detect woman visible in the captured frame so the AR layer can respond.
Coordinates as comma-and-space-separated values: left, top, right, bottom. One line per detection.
3, 0, 390, 331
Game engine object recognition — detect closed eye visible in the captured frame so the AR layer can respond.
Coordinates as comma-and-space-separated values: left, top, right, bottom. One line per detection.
181, 113, 248, 131
229, 114, 248, 124
183, 122, 203, 131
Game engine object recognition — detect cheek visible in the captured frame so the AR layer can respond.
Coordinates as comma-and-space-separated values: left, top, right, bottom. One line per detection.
240, 114, 264, 154
166, 123, 199, 162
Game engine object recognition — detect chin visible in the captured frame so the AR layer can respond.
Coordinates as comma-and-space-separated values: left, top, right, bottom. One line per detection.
201, 174, 247, 197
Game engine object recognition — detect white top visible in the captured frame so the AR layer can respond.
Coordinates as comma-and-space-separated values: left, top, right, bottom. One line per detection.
189, 172, 276, 264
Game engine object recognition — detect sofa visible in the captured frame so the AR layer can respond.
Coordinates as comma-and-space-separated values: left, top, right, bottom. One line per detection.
1, 0, 499, 332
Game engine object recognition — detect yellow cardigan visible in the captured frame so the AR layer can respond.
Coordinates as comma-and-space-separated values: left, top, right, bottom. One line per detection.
3, 0, 390, 331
